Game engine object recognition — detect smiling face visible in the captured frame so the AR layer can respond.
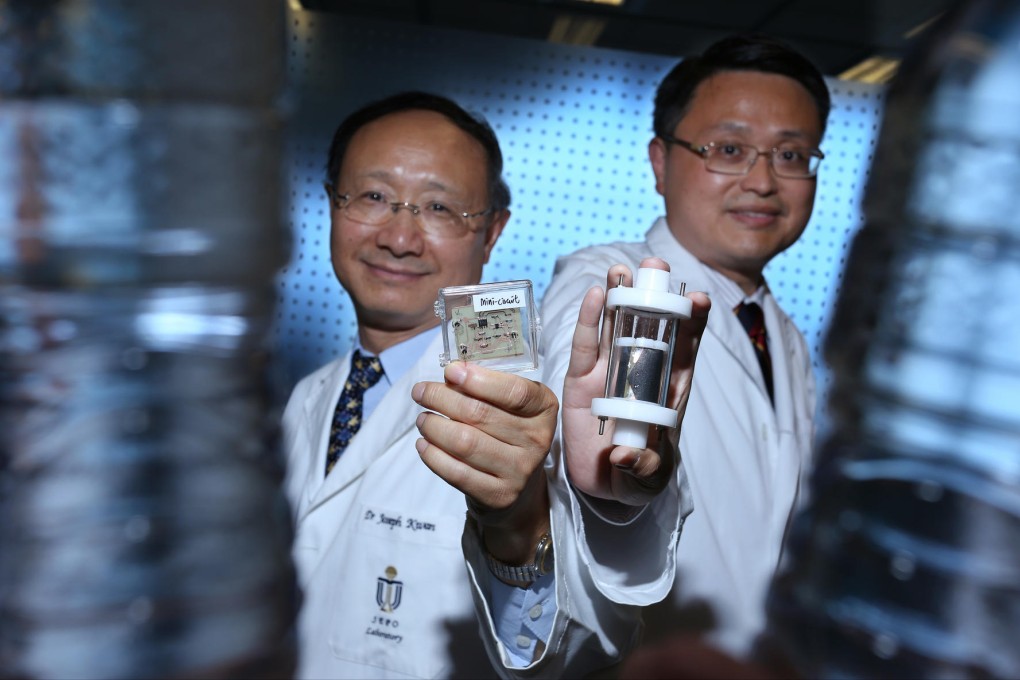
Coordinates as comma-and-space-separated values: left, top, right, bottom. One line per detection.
649, 70, 823, 293
329, 109, 508, 352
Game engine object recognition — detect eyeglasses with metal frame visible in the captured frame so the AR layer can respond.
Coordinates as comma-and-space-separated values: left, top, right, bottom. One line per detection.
324, 183, 493, 238
659, 134, 824, 179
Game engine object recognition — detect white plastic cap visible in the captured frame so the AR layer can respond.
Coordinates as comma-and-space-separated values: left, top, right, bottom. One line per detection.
611, 418, 649, 449
605, 267, 692, 317
635, 267, 670, 292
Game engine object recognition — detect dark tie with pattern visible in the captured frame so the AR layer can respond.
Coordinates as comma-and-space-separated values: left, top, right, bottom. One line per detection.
735, 302, 774, 405
325, 350, 385, 476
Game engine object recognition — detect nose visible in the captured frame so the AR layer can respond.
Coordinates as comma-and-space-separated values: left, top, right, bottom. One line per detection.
375, 203, 426, 256
740, 151, 778, 194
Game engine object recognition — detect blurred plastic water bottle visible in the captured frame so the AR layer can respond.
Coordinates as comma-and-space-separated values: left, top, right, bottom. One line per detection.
768, 1, 1020, 677
0, 1, 297, 677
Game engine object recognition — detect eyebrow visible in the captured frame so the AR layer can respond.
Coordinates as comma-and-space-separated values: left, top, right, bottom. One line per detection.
703, 121, 813, 142
353, 170, 459, 195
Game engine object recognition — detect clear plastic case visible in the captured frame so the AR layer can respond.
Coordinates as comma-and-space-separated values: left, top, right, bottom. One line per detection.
433, 280, 540, 373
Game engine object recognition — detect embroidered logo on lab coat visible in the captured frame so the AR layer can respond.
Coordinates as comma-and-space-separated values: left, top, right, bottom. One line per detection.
376, 566, 403, 612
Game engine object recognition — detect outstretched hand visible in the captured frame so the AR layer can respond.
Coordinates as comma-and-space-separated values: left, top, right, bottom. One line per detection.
412, 363, 558, 565
561, 257, 711, 505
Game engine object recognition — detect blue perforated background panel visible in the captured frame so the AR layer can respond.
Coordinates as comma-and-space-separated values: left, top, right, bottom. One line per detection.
277, 9, 884, 413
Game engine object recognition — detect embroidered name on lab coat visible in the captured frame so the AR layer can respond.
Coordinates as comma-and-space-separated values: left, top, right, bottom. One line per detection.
357, 504, 451, 547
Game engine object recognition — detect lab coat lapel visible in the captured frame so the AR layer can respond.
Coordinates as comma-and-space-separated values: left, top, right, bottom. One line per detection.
301, 335, 442, 519
706, 301, 767, 398
712, 297, 776, 407
761, 294, 800, 433
760, 293, 807, 535
294, 356, 347, 519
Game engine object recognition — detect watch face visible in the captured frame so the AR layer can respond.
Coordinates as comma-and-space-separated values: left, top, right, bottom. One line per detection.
536, 534, 554, 575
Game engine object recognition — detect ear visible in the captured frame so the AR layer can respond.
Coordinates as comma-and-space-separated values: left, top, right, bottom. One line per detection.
480, 209, 510, 265
648, 137, 669, 198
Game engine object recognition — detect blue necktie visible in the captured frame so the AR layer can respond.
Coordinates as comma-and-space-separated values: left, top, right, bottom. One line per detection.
325, 350, 384, 476
735, 302, 774, 405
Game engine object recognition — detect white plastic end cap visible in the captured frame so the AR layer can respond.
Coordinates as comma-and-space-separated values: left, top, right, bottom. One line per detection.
635, 267, 670, 292
612, 418, 649, 449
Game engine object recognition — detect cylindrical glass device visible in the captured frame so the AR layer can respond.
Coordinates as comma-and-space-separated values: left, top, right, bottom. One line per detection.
591, 267, 692, 448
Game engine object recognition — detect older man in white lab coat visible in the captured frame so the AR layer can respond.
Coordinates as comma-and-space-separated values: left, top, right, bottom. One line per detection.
281, 91, 710, 679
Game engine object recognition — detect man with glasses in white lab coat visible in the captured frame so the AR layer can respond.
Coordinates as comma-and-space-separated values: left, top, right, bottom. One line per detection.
280, 90, 711, 678
541, 33, 830, 664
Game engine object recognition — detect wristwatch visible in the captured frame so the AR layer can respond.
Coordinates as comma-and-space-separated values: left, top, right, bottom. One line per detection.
484, 532, 554, 585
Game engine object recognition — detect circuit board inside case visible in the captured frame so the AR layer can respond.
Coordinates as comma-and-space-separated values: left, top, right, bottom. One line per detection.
451, 305, 525, 362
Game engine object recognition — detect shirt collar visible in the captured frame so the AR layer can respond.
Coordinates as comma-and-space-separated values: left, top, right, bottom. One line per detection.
696, 263, 768, 313
355, 326, 441, 389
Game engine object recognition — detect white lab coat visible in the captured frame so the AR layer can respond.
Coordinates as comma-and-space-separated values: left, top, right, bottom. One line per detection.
540, 217, 816, 657
282, 333, 644, 679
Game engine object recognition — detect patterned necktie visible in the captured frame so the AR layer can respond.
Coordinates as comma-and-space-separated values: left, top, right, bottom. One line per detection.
735, 302, 774, 405
325, 350, 385, 476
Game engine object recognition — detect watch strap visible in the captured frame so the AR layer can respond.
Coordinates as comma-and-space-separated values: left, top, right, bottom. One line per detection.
483, 532, 553, 585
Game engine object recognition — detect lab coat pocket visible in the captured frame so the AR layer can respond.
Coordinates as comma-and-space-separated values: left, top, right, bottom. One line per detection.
328, 502, 474, 678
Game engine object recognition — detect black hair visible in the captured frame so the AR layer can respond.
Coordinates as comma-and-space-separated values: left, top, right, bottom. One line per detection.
653, 34, 831, 139
325, 91, 510, 214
